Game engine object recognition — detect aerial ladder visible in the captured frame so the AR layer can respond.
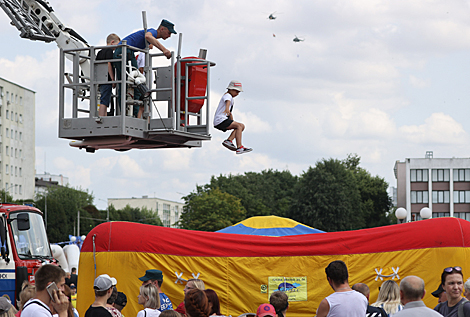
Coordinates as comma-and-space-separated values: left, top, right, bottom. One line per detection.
0, 0, 215, 152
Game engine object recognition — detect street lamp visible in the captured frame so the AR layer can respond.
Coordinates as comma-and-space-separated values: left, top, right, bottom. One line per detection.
420, 207, 432, 219
97, 198, 109, 222
395, 207, 407, 223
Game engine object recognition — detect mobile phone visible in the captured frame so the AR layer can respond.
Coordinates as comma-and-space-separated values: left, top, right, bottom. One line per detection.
46, 282, 59, 302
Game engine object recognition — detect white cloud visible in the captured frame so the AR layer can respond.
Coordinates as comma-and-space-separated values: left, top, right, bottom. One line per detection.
399, 113, 469, 145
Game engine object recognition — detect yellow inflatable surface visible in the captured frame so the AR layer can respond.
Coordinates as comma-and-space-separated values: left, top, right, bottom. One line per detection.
77, 218, 470, 317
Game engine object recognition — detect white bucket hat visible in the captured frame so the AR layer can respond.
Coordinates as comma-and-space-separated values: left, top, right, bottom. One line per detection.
227, 80, 243, 92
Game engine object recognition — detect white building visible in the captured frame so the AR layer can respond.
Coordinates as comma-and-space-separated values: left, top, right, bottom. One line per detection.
0, 78, 35, 200
108, 196, 184, 228
394, 151, 470, 222
35, 172, 69, 187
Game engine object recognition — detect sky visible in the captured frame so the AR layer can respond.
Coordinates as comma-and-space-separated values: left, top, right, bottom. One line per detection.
1, 0, 470, 211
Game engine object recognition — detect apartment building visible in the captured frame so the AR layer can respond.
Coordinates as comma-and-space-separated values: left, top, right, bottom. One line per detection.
108, 196, 184, 227
0, 77, 35, 200
394, 151, 470, 222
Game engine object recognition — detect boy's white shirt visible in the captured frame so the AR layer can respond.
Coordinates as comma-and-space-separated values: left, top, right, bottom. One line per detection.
213, 93, 233, 126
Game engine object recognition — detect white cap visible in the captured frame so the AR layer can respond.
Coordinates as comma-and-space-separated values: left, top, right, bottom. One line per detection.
94, 274, 117, 291
227, 80, 243, 92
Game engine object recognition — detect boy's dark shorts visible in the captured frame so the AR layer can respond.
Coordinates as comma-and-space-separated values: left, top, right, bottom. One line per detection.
214, 119, 233, 132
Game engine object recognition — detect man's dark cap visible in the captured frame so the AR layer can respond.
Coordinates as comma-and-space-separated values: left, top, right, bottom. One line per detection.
432, 284, 444, 297
139, 269, 163, 282
161, 19, 177, 34
115, 292, 127, 307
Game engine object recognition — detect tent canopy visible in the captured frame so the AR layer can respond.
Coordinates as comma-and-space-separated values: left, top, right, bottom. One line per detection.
216, 215, 325, 236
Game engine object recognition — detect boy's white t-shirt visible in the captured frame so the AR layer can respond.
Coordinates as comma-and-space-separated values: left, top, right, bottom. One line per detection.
213, 93, 233, 126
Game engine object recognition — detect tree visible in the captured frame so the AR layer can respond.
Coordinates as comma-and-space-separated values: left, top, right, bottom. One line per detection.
106, 205, 163, 226
287, 158, 365, 232
343, 154, 393, 228
208, 169, 297, 218
179, 187, 246, 231
35, 186, 95, 242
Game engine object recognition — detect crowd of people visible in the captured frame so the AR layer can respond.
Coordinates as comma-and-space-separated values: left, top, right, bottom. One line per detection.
316, 261, 470, 317
7, 262, 470, 317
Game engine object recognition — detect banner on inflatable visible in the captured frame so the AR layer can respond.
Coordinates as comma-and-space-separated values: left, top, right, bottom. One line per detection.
77, 218, 470, 317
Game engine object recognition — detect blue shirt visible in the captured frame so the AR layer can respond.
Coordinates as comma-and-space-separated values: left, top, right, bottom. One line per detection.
120, 28, 159, 49
159, 293, 173, 311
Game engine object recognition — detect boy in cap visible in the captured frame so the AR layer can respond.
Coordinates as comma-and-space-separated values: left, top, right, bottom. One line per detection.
85, 274, 116, 317
214, 80, 252, 154
139, 269, 173, 311
257, 303, 277, 317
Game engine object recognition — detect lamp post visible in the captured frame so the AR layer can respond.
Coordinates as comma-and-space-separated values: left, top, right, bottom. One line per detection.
97, 198, 109, 222
420, 207, 432, 220
395, 207, 407, 223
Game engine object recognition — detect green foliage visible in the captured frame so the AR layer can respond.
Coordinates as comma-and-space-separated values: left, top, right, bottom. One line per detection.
179, 187, 246, 231
287, 158, 365, 231
208, 169, 298, 218
106, 205, 163, 226
287, 154, 393, 232
35, 186, 95, 243
0, 190, 14, 203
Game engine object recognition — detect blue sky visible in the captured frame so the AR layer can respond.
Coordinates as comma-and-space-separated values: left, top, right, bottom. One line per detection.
1, 0, 470, 210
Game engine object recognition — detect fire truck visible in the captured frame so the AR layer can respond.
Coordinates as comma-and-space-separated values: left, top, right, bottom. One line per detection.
0, 204, 55, 303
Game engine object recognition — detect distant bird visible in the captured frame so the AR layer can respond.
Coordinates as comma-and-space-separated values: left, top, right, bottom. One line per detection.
268, 12, 277, 20
293, 35, 304, 42
273, 34, 276, 37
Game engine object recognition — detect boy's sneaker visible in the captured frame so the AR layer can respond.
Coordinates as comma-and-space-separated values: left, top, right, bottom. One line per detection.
222, 139, 237, 151
236, 146, 253, 155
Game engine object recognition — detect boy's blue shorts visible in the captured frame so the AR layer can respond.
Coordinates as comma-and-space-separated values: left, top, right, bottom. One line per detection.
99, 84, 112, 106
214, 119, 233, 132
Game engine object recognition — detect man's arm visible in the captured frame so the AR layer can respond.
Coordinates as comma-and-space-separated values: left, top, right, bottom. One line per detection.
145, 32, 171, 59
316, 298, 330, 317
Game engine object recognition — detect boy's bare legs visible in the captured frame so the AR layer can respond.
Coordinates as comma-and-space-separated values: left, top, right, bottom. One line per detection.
227, 121, 245, 148
99, 105, 107, 117
137, 106, 144, 119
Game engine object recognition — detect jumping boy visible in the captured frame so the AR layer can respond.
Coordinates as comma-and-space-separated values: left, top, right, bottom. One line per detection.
97, 33, 120, 117
214, 80, 252, 154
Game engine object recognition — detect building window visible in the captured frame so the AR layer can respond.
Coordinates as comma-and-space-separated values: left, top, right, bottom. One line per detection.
14, 167, 17, 177
19, 97, 22, 106
6, 110, 8, 119
5, 146, 8, 156
411, 191, 429, 204
411, 169, 428, 182
19, 185, 22, 195
19, 168, 21, 177
163, 203, 171, 227
5, 165, 8, 175
432, 190, 450, 203
10, 166, 13, 175
5, 128, 7, 138
19, 150, 22, 158
19, 114, 22, 123
10, 147, 13, 157
453, 169, 470, 182
453, 191, 470, 203
14, 149, 17, 158
432, 169, 450, 182
5, 92, 8, 102
14, 131, 17, 140
15, 113, 17, 122
10, 129, 13, 138
434, 212, 450, 218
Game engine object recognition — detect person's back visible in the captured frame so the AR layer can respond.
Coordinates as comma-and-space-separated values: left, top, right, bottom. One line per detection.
326, 290, 368, 317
